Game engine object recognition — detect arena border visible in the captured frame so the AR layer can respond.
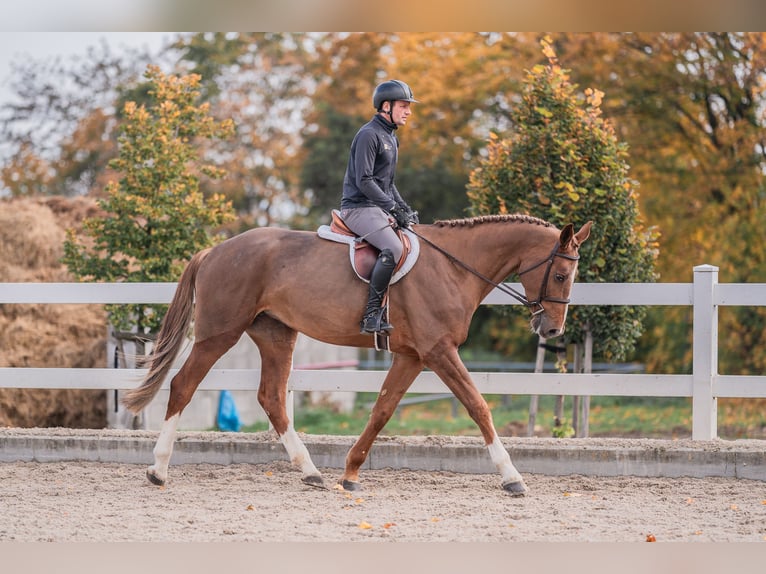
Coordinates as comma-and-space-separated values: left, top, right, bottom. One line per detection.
0, 428, 764, 482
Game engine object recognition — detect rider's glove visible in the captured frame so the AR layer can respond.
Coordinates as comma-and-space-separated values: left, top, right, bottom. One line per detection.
389, 206, 412, 229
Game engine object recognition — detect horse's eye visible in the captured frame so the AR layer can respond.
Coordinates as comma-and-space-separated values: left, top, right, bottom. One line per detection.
555, 273, 566, 282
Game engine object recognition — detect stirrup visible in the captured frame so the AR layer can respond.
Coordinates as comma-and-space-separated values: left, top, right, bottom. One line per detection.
360, 308, 393, 334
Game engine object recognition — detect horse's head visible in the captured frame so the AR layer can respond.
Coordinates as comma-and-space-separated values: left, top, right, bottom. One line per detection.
517, 221, 592, 338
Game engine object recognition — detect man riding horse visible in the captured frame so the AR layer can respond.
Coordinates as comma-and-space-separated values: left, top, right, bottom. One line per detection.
338, 79, 420, 335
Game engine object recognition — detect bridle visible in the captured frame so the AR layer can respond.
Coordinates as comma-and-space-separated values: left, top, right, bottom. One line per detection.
516, 243, 580, 316
408, 227, 579, 317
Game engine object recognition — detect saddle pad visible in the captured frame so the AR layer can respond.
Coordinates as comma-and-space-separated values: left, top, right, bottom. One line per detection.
317, 225, 420, 285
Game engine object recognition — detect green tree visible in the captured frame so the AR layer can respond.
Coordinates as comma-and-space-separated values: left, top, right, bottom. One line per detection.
545, 33, 766, 374
63, 65, 235, 335
467, 38, 658, 361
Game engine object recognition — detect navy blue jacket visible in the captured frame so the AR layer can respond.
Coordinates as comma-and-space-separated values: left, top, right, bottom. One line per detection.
341, 114, 407, 211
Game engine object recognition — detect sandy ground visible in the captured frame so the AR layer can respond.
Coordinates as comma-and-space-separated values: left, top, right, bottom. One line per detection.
1, 458, 765, 542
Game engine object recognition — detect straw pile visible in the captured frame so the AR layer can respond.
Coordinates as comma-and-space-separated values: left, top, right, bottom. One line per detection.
0, 196, 108, 427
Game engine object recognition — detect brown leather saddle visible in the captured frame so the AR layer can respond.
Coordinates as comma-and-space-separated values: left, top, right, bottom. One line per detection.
320, 209, 416, 282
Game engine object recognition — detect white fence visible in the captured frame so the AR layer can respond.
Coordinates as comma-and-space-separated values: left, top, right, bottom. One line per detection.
1, 263, 765, 440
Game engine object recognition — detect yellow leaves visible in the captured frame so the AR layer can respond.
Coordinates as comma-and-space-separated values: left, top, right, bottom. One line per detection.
645, 534, 657, 542
585, 87, 605, 109
358, 521, 396, 531
540, 35, 557, 63
245, 504, 254, 511
555, 181, 581, 202
535, 106, 553, 119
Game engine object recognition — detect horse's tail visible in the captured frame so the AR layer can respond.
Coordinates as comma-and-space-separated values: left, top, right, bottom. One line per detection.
122, 248, 212, 414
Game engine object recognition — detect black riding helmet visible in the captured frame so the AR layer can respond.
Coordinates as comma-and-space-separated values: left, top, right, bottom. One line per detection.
373, 80, 418, 119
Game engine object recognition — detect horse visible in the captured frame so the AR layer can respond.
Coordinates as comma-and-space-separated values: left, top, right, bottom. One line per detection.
123, 214, 592, 496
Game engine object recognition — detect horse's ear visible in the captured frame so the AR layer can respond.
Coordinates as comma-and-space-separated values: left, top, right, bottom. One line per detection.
560, 221, 592, 250
575, 221, 592, 244
559, 223, 575, 249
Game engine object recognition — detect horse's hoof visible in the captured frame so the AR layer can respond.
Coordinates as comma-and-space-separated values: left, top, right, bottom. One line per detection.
502, 480, 527, 497
340, 479, 362, 492
146, 469, 166, 487
302, 474, 327, 489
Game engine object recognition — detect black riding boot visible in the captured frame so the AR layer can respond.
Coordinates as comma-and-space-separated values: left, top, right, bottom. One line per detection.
360, 248, 396, 334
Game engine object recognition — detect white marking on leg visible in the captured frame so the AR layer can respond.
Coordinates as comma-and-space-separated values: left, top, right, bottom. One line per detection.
148, 413, 180, 483
487, 435, 524, 485
280, 425, 321, 478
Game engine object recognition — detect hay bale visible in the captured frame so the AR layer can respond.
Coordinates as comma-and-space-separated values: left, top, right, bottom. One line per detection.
0, 197, 107, 428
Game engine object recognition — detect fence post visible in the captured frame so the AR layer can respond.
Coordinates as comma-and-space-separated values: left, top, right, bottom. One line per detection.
692, 264, 718, 440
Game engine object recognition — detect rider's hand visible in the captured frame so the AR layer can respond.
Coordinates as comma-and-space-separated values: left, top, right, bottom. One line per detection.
389, 206, 412, 229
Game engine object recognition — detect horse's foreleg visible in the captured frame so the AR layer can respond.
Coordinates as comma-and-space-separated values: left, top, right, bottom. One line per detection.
426, 344, 527, 496
340, 352, 423, 491
246, 316, 323, 488
147, 332, 240, 486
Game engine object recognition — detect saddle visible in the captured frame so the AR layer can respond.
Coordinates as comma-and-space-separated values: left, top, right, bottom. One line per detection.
317, 210, 419, 284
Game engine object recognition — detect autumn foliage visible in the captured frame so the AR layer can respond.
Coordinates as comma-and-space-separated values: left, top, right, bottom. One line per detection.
62, 66, 235, 334
468, 39, 658, 361
3, 32, 766, 375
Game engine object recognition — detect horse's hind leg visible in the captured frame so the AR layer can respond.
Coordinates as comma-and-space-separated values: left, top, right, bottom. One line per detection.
246, 315, 324, 488
340, 352, 423, 491
147, 331, 241, 486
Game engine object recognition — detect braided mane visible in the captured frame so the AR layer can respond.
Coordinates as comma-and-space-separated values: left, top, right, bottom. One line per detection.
433, 213, 554, 228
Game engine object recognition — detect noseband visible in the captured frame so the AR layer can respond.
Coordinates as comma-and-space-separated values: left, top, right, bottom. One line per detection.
409, 228, 579, 317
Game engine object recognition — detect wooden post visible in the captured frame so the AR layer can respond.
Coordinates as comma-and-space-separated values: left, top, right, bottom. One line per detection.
580, 327, 593, 437
554, 394, 564, 430
572, 343, 581, 435
527, 335, 546, 436
692, 264, 718, 439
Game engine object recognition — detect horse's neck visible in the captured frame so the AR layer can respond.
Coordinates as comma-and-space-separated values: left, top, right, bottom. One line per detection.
431, 222, 546, 281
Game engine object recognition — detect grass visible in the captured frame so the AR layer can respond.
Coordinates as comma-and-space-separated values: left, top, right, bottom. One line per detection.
241, 393, 766, 440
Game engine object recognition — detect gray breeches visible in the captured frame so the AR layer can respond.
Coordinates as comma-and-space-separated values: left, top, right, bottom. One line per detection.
340, 206, 404, 263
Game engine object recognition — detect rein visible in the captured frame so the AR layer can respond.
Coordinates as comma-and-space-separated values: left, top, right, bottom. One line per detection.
407, 226, 579, 316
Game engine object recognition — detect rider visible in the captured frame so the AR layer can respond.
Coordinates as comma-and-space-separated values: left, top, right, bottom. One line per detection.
340, 79, 420, 335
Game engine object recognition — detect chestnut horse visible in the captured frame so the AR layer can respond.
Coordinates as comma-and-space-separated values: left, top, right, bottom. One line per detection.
123, 214, 592, 496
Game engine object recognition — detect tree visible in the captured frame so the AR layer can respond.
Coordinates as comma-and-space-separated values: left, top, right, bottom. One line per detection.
467, 38, 658, 362
62, 65, 235, 336
175, 32, 319, 227
548, 33, 766, 375
0, 39, 169, 197
300, 33, 540, 225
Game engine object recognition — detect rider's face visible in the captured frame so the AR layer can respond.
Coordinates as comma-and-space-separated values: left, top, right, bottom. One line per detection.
386, 100, 412, 127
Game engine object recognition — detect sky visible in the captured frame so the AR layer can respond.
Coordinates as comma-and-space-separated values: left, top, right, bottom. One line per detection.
0, 32, 172, 106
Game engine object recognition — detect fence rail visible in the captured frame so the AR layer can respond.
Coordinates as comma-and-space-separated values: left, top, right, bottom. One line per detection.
2, 264, 765, 440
